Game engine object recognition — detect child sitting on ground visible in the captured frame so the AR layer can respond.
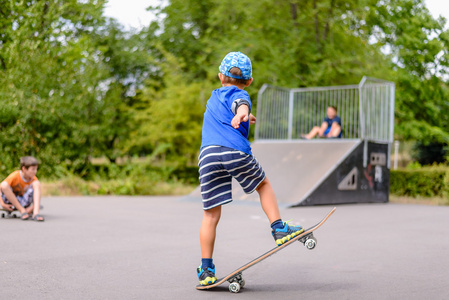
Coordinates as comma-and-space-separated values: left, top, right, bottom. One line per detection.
0, 156, 44, 221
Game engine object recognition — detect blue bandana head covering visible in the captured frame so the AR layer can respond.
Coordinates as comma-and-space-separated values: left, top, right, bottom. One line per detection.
219, 51, 252, 80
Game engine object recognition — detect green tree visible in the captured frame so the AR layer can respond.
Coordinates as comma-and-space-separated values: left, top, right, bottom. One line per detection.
0, 0, 113, 176
362, 0, 449, 162
128, 51, 211, 164
88, 19, 158, 162
137, 0, 393, 163
145, 0, 449, 164
149, 0, 391, 88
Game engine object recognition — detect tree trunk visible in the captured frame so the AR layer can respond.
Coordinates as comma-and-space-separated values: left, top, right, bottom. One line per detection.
313, 0, 321, 51
41, 1, 49, 34
290, 2, 298, 27
323, 0, 335, 41
0, 56, 6, 70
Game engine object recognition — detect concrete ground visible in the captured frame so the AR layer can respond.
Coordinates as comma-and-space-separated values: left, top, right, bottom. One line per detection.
1, 196, 448, 299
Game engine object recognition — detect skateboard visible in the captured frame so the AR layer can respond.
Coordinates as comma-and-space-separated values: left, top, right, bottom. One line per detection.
196, 207, 336, 293
0, 209, 21, 219
1, 205, 44, 219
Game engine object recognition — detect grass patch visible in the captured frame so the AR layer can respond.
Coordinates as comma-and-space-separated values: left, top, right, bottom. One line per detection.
389, 195, 449, 206
41, 178, 196, 196
39, 163, 199, 196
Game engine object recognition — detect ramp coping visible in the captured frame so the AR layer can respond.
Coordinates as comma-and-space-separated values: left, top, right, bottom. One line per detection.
255, 139, 362, 144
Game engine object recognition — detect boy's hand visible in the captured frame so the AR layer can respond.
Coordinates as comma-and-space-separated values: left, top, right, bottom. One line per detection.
231, 105, 250, 129
231, 113, 248, 129
1, 203, 13, 212
249, 113, 256, 125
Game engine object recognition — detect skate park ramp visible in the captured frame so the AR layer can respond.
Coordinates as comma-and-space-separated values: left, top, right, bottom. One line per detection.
187, 140, 362, 206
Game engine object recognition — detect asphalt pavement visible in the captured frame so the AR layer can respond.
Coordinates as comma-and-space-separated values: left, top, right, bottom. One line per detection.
1, 196, 448, 299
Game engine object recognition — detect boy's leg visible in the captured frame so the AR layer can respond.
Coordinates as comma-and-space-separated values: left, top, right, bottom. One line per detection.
224, 151, 280, 223
199, 205, 222, 259
223, 149, 304, 247
18, 187, 35, 215
26, 203, 34, 215
198, 146, 233, 259
318, 126, 328, 137
329, 124, 341, 138
197, 146, 236, 285
256, 178, 281, 224
256, 178, 304, 245
24, 189, 44, 221
305, 126, 320, 139
198, 205, 221, 285
0, 192, 14, 211
0, 182, 27, 215
31, 181, 43, 219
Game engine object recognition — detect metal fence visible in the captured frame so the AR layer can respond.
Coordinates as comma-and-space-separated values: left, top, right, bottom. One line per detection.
358, 77, 395, 143
254, 76, 395, 144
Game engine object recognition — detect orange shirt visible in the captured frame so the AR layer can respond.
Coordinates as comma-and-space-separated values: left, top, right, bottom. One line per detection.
2, 170, 37, 196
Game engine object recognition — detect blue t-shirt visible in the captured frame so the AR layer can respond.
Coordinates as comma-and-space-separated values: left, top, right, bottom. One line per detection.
201, 86, 252, 155
324, 116, 342, 138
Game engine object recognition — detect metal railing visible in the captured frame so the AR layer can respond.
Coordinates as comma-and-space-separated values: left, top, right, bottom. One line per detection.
255, 76, 395, 144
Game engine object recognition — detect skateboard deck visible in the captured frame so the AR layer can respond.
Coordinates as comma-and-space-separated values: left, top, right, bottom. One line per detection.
196, 207, 336, 293
1, 205, 44, 219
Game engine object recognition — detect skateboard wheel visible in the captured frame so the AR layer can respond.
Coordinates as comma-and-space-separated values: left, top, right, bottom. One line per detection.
229, 282, 241, 293
305, 237, 317, 250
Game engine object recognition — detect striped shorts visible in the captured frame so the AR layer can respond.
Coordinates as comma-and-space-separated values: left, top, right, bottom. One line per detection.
199, 145, 266, 210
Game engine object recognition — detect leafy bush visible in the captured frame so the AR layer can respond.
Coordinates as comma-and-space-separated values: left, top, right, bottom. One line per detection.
390, 167, 449, 198
412, 142, 448, 165
38, 162, 200, 196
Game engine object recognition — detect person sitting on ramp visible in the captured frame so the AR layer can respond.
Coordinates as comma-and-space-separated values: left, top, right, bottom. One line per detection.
303, 106, 342, 139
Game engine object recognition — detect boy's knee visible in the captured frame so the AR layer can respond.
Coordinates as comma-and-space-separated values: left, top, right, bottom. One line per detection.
0, 181, 10, 192
256, 178, 270, 192
204, 206, 221, 222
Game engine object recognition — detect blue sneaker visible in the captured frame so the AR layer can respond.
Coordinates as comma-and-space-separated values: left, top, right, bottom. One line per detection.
197, 264, 217, 286
272, 221, 304, 246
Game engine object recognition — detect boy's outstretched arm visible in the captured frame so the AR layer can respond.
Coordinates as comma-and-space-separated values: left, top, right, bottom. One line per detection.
231, 105, 250, 129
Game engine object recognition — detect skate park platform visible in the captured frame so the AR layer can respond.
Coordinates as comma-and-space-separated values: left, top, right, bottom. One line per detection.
187, 139, 390, 206
188, 77, 395, 206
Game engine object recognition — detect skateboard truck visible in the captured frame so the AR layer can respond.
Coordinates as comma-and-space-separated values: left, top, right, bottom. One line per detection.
227, 272, 245, 293
298, 233, 317, 250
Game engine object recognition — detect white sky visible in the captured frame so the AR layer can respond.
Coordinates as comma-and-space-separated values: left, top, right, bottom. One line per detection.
103, 0, 449, 30
103, 0, 158, 30
425, 0, 449, 26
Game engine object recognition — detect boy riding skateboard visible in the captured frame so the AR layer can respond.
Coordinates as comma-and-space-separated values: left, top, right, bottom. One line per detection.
197, 52, 304, 286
